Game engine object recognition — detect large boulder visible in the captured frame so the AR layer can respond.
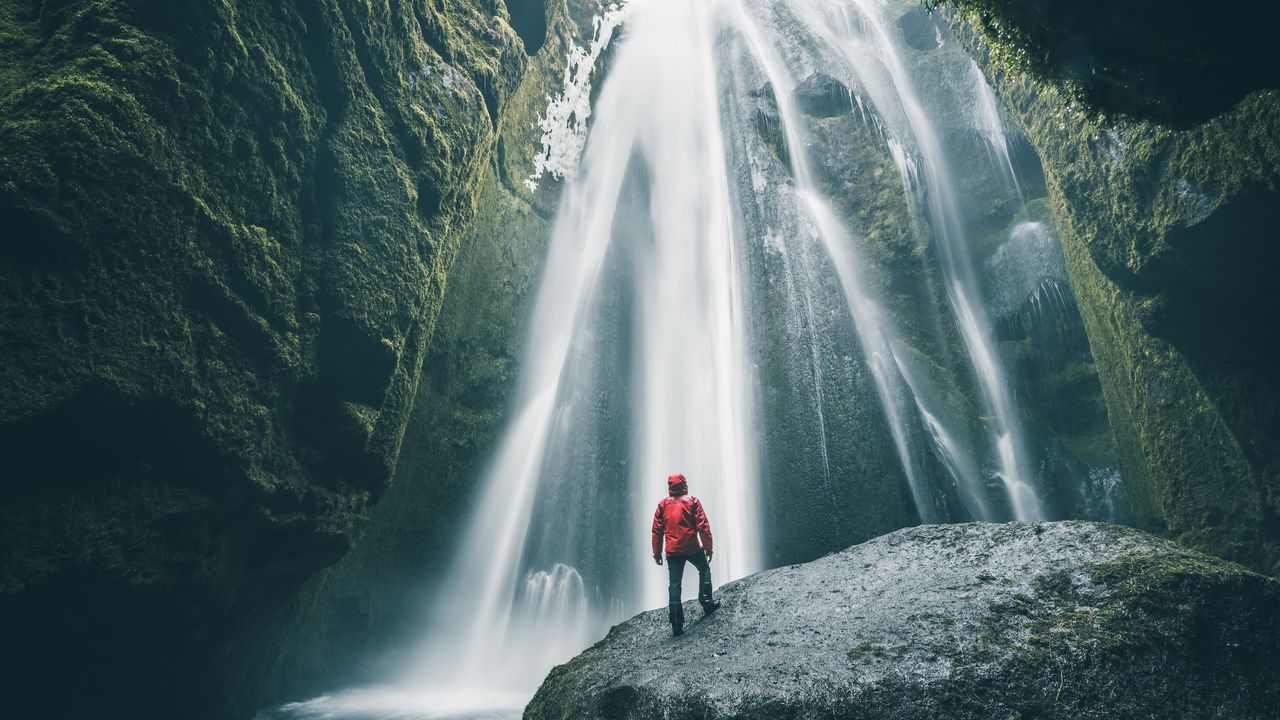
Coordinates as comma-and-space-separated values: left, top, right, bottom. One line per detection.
528, 522, 1280, 719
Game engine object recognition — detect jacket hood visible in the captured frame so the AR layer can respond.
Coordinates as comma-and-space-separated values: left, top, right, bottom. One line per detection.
667, 473, 687, 497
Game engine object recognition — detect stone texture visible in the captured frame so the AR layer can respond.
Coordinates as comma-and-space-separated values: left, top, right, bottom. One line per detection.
926, 0, 1280, 126
528, 522, 1280, 720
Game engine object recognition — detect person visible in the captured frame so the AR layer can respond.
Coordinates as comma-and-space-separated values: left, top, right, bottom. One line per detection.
651, 472, 719, 636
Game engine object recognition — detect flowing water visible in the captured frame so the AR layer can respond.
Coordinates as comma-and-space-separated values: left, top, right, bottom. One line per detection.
263, 1, 1117, 717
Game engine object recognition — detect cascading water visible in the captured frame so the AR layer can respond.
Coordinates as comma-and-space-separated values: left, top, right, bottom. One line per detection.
786, 0, 1045, 520
970, 60, 1024, 200
397, 0, 768, 699
263, 1, 1119, 717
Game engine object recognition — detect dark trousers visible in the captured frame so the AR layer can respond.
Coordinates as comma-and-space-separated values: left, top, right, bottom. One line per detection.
667, 551, 713, 607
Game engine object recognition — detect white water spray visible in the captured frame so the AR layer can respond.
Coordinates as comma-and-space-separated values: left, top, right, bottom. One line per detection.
970, 60, 1023, 199
411, 0, 764, 703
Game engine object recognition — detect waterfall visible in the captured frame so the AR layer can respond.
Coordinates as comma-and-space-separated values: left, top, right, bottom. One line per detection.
970, 60, 1024, 200
406, 0, 766, 701
785, 0, 1044, 520
263, 1, 1089, 717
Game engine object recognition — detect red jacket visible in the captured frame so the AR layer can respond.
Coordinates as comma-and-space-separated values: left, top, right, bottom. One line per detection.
651, 474, 713, 557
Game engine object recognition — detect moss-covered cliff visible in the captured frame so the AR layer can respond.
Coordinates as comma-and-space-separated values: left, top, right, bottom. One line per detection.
938, 6, 1280, 576
0, 0, 530, 716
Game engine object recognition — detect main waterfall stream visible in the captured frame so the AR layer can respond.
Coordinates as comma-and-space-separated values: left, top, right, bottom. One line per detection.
264, 0, 1123, 717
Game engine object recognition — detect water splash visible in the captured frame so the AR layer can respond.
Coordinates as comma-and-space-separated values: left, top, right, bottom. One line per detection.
422, 0, 763, 699
984, 220, 1067, 318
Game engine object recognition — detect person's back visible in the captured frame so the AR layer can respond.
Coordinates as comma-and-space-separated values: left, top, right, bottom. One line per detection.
651, 473, 719, 636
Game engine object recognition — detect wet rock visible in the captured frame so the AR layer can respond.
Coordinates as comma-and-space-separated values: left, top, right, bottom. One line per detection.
897, 5, 943, 51
793, 73, 855, 118
527, 523, 1280, 720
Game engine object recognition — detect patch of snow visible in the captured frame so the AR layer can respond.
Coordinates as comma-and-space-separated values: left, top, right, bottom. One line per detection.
526, 2, 634, 191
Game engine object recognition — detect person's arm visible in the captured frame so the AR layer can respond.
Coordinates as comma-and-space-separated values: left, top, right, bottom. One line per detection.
694, 498, 713, 558
651, 501, 665, 565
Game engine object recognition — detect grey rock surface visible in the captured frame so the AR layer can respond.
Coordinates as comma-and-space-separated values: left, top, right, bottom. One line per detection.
793, 73, 854, 118
527, 522, 1280, 719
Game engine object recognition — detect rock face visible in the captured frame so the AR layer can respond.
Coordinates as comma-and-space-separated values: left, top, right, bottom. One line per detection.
793, 73, 855, 118
942, 14, 1280, 577
528, 523, 1280, 720
0, 0, 528, 717
928, 0, 1280, 126
896, 5, 942, 51
745, 72, 928, 562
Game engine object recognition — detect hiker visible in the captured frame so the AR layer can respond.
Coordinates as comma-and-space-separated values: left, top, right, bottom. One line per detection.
651, 472, 719, 636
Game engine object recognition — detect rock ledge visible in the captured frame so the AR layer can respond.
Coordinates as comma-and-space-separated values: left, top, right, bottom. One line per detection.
528, 522, 1279, 719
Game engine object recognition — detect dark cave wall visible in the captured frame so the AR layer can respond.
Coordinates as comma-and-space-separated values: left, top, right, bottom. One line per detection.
940, 8, 1280, 576
0, 0, 531, 717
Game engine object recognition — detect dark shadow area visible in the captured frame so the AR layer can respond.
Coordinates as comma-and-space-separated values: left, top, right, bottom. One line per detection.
505, 0, 547, 55
0, 381, 356, 719
0, 381, 229, 497
0, 567, 194, 718
0, 192, 78, 268
1131, 183, 1280, 561
1144, 184, 1280, 549
931, 0, 1280, 126
0, 383, 228, 718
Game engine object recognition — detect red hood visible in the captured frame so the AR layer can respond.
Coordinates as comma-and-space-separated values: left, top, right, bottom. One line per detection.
667, 473, 687, 497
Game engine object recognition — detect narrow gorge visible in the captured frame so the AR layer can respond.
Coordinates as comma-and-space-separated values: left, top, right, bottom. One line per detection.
0, 1, 1275, 718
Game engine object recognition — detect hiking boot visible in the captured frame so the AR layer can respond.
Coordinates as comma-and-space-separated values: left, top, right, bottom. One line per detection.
669, 602, 685, 636
701, 599, 721, 616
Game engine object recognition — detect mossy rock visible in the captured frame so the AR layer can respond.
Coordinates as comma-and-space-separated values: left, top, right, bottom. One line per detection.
257, 0, 600, 704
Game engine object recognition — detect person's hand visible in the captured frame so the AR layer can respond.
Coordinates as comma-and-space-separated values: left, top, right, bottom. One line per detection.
654, 554, 663, 566
705, 549, 713, 560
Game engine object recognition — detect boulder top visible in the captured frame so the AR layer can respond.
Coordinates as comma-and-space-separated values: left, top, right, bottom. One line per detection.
528, 522, 1280, 720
